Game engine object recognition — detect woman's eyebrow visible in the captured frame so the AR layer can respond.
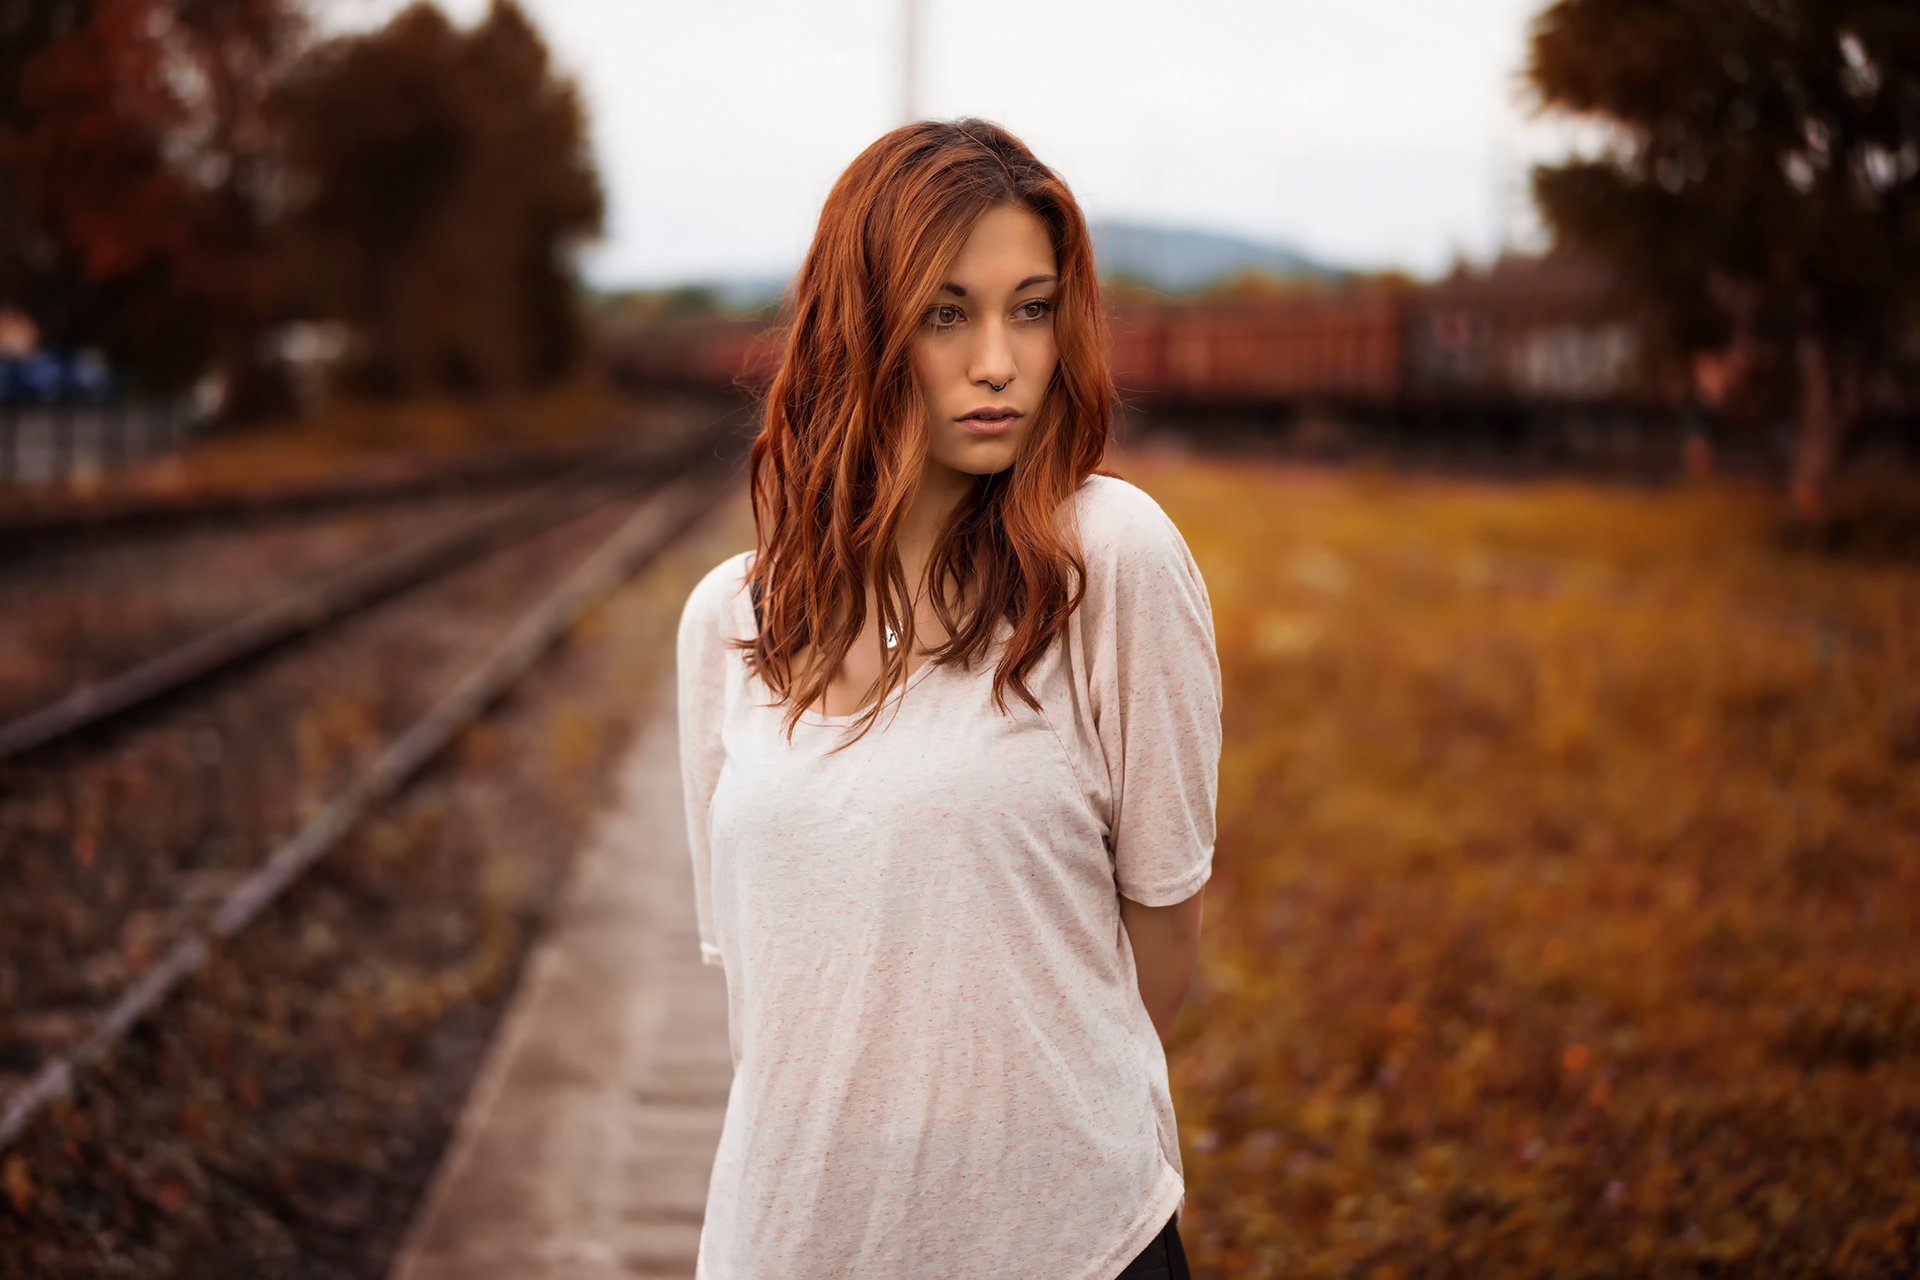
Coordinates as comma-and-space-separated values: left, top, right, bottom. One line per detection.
937, 273, 1058, 298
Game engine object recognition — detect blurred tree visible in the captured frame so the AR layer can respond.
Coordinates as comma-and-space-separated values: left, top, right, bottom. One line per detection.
1524, 1, 1920, 517
272, 4, 469, 397
0, 0, 307, 417
275, 0, 603, 398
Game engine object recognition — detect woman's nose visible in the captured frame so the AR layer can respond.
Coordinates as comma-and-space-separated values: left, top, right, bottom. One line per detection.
970, 321, 1015, 389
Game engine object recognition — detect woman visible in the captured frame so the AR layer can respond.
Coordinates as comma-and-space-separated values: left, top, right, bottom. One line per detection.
675, 117, 1219, 1280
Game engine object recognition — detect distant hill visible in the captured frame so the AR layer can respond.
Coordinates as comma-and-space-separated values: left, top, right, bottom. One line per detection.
704, 275, 793, 312
595, 218, 1351, 316
1088, 218, 1347, 292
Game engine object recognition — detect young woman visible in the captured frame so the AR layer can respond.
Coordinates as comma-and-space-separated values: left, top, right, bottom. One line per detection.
675, 117, 1220, 1280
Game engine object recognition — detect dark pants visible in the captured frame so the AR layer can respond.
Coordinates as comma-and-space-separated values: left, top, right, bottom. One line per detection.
1113, 1209, 1191, 1279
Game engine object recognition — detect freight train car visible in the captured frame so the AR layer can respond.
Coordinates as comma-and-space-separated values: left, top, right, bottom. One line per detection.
1102, 254, 1674, 461
1111, 258, 1660, 402
1108, 285, 1409, 414
1399, 254, 1671, 461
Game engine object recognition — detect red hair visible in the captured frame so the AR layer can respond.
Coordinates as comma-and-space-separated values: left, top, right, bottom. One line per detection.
738, 117, 1117, 748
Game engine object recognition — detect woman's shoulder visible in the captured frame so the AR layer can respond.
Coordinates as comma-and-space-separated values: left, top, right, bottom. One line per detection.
1068, 472, 1194, 568
679, 548, 755, 634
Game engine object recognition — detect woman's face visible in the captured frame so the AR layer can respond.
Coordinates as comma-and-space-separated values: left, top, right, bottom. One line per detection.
909, 203, 1059, 488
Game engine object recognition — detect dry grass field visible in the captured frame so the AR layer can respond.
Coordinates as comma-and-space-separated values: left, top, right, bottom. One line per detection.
1117, 446, 1920, 1278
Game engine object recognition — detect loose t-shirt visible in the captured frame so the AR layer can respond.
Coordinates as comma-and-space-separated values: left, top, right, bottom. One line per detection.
674, 472, 1222, 1280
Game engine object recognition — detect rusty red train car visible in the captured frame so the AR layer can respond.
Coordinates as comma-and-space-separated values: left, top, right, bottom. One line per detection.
1108, 285, 1410, 409
1405, 254, 1655, 410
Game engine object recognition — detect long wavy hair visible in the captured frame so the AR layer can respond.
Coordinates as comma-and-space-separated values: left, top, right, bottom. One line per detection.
737, 117, 1118, 750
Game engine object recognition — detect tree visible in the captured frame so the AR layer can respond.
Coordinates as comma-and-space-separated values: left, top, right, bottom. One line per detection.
0, 0, 307, 414
1523, 0, 1920, 517
275, 0, 604, 397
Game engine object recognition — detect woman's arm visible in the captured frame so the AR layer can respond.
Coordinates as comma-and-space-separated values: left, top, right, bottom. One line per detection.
1119, 887, 1205, 1042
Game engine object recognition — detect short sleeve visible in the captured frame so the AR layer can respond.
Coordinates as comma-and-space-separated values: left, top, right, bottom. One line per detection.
675, 554, 745, 969
1079, 484, 1222, 906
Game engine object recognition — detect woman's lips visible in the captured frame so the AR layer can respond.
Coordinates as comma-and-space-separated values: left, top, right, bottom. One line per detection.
958, 410, 1020, 436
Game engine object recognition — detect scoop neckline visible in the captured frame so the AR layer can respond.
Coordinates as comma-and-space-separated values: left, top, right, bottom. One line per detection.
739, 550, 1009, 729
797, 652, 941, 727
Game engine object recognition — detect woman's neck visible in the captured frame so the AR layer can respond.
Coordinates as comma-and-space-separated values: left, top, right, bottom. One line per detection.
896, 460, 975, 584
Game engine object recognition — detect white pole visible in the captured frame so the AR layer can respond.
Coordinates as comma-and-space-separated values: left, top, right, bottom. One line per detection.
902, 0, 920, 125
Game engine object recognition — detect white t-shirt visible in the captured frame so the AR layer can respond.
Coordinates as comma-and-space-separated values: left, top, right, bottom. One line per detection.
674, 472, 1222, 1280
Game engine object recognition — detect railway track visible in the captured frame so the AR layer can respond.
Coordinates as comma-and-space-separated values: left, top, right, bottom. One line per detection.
0, 395, 754, 725
0, 405, 749, 1156
0, 428, 709, 760
0, 487, 526, 727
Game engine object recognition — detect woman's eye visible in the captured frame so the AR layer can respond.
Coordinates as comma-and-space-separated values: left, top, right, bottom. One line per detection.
923, 299, 1051, 330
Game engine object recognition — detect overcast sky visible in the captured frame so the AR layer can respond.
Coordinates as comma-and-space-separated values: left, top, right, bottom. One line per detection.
319, 0, 1597, 288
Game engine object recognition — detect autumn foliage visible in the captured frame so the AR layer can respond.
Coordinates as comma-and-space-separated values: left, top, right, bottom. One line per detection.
0, 0, 307, 407
274, 1, 604, 399
0, 0, 603, 415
